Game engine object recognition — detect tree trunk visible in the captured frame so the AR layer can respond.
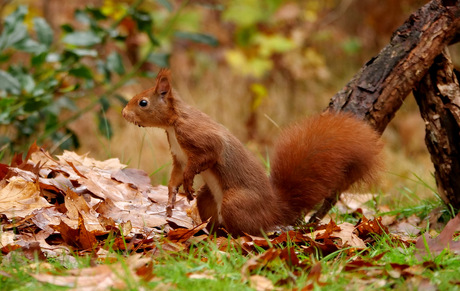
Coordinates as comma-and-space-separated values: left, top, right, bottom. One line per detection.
413, 50, 460, 208
326, 0, 460, 134
310, 0, 460, 219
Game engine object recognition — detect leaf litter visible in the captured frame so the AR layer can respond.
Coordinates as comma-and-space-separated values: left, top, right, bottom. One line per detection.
0, 144, 458, 289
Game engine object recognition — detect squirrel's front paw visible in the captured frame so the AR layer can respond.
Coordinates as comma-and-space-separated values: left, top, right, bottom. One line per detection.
166, 204, 174, 217
186, 192, 194, 202
183, 182, 195, 202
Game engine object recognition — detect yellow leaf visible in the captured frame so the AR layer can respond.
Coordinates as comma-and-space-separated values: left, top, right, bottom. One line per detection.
255, 34, 296, 57
224, 50, 272, 78
250, 83, 268, 111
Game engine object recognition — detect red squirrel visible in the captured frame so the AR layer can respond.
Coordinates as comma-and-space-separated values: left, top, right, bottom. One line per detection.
122, 69, 383, 235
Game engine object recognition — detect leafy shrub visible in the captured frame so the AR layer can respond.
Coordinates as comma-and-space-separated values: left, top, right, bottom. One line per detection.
0, 1, 217, 154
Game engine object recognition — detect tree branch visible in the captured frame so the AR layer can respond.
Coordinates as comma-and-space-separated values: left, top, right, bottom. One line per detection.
327, 0, 460, 134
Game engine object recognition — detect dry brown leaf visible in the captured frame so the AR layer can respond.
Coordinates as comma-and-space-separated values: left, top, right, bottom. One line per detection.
94, 195, 169, 233
305, 261, 327, 288
32, 264, 122, 290
314, 220, 341, 240
20, 241, 47, 261
344, 258, 378, 272
415, 213, 460, 259
135, 261, 156, 282
51, 214, 98, 251
38, 172, 75, 195
332, 222, 366, 248
31, 206, 65, 230
241, 248, 283, 280
63, 189, 105, 233
0, 176, 52, 218
187, 270, 217, 280
0, 231, 15, 248
57, 151, 127, 172
356, 215, 388, 238
301, 238, 340, 256
166, 221, 208, 243
111, 168, 152, 192
337, 193, 377, 217
249, 275, 275, 291
250, 230, 306, 249
389, 214, 422, 237
0, 163, 9, 180
28, 147, 61, 173
305, 221, 366, 249
31, 254, 150, 290
378, 205, 397, 226
0, 144, 198, 261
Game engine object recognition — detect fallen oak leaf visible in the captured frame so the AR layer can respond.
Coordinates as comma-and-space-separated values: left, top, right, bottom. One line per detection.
344, 252, 388, 272
0, 231, 16, 253
187, 270, 217, 280
241, 248, 282, 280
57, 151, 127, 173
63, 188, 106, 234
249, 275, 275, 291
338, 193, 378, 216
20, 241, 47, 261
24, 141, 41, 162
304, 261, 327, 289
37, 172, 74, 194
65, 160, 87, 178
301, 238, 340, 257
386, 263, 412, 279
330, 222, 366, 248
210, 235, 250, 254
251, 230, 307, 249
314, 220, 341, 240
279, 247, 307, 268
166, 220, 209, 243
51, 214, 98, 251
0, 176, 52, 218
389, 214, 422, 236
136, 261, 156, 282
10, 152, 24, 167
415, 213, 460, 260
344, 258, 377, 272
32, 265, 117, 289
111, 168, 152, 192
0, 163, 8, 180
301, 220, 366, 254
95, 196, 169, 233
356, 215, 388, 238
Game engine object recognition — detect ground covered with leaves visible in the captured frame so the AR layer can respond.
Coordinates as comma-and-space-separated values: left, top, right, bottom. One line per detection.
1, 145, 459, 290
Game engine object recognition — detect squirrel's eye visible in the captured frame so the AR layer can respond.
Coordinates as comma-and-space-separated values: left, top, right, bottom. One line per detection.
139, 99, 148, 107
160, 91, 167, 97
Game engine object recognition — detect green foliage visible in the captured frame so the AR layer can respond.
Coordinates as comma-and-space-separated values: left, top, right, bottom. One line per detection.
0, 1, 218, 154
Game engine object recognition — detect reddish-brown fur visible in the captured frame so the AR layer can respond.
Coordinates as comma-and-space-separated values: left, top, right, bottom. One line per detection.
270, 114, 383, 225
122, 69, 384, 235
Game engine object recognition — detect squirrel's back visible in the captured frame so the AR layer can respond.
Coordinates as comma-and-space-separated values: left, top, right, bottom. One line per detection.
270, 112, 384, 224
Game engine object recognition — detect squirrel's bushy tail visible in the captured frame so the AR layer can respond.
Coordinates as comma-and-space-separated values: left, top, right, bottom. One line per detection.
270, 112, 384, 224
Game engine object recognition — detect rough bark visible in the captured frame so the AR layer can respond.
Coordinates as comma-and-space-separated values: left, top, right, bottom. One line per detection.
309, 0, 460, 219
326, 0, 460, 134
413, 50, 460, 208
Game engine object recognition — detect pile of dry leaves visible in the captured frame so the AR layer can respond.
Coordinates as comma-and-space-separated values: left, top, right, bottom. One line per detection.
1, 144, 459, 289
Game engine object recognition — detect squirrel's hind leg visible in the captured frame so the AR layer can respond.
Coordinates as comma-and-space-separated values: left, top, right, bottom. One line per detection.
196, 184, 221, 232
307, 192, 340, 224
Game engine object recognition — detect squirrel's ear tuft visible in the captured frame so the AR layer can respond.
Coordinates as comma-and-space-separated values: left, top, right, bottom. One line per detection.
155, 68, 172, 96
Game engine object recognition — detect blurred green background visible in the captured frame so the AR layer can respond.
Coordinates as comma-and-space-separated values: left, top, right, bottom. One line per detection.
1, 0, 455, 202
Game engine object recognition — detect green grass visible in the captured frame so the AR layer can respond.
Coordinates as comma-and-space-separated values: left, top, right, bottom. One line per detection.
1, 171, 459, 291
2, 202, 460, 291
